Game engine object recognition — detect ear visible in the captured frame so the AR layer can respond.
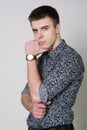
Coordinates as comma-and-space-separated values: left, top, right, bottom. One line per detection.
56, 23, 60, 34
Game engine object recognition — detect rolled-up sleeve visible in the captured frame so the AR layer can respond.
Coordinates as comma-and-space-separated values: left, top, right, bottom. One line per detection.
39, 55, 84, 103
22, 83, 30, 94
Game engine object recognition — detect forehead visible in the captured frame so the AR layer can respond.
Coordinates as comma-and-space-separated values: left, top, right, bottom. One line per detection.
31, 17, 54, 29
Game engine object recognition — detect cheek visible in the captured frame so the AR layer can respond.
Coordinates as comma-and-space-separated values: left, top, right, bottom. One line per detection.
45, 31, 53, 40
48, 32, 57, 43
33, 34, 38, 40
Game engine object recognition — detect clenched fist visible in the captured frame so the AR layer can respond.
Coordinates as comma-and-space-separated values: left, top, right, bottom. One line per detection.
25, 40, 48, 56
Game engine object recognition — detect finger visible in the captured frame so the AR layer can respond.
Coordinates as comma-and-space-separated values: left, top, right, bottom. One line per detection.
46, 101, 51, 105
33, 112, 45, 119
34, 115, 44, 119
39, 108, 46, 114
37, 103, 46, 109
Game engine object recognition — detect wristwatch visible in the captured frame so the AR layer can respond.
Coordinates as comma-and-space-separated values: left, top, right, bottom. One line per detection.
26, 54, 36, 61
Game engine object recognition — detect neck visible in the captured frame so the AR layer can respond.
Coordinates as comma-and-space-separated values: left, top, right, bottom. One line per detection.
53, 34, 62, 49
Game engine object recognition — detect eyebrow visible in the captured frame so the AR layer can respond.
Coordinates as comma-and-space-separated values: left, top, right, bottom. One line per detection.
41, 25, 49, 29
32, 25, 49, 31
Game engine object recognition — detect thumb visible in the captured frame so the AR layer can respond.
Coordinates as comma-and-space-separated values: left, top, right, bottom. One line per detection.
46, 101, 51, 105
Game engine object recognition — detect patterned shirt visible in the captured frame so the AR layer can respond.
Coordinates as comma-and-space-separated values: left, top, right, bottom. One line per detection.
22, 40, 84, 129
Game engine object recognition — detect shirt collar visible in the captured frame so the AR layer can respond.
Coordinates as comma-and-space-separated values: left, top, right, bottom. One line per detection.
48, 39, 66, 59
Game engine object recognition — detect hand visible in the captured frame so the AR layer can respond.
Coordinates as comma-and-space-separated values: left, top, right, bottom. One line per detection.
25, 40, 48, 56
31, 101, 51, 119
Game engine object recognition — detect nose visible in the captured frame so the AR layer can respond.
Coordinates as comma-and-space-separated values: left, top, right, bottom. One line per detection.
37, 30, 43, 39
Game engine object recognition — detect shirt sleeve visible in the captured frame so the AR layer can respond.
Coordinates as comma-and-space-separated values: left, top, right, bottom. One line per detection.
21, 83, 30, 94
39, 55, 84, 103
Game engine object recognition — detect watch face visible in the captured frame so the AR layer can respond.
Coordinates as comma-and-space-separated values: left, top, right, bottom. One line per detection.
27, 54, 34, 60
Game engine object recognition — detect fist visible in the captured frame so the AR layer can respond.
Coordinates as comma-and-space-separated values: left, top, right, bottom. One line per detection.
25, 40, 39, 56
31, 102, 46, 119
25, 40, 49, 56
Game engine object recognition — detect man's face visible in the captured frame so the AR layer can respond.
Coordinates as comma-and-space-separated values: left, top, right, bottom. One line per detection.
31, 17, 60, 50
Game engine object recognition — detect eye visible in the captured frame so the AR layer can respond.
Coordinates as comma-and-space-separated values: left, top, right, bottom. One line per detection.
43, 26, 49, 31
32, 29, 38, 33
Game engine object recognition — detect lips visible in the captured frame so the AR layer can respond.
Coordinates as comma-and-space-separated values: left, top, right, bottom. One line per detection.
38, 41, 45, 45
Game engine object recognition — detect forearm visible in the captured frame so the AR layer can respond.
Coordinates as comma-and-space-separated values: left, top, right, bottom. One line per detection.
27, 60, 41, 102
21, 92, 33, 112
25, 40, 48, 103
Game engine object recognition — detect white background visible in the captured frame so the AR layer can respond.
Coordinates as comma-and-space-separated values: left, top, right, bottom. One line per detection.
0, 0, 87, 130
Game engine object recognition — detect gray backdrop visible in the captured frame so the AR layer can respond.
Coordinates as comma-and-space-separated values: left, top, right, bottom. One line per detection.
0, 0, 87, 130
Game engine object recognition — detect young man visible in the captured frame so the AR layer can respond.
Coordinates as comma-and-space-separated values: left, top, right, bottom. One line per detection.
21, 5, 84, 130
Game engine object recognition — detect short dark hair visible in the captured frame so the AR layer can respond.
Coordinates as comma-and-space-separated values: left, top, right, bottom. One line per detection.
28, 5, 60, 26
